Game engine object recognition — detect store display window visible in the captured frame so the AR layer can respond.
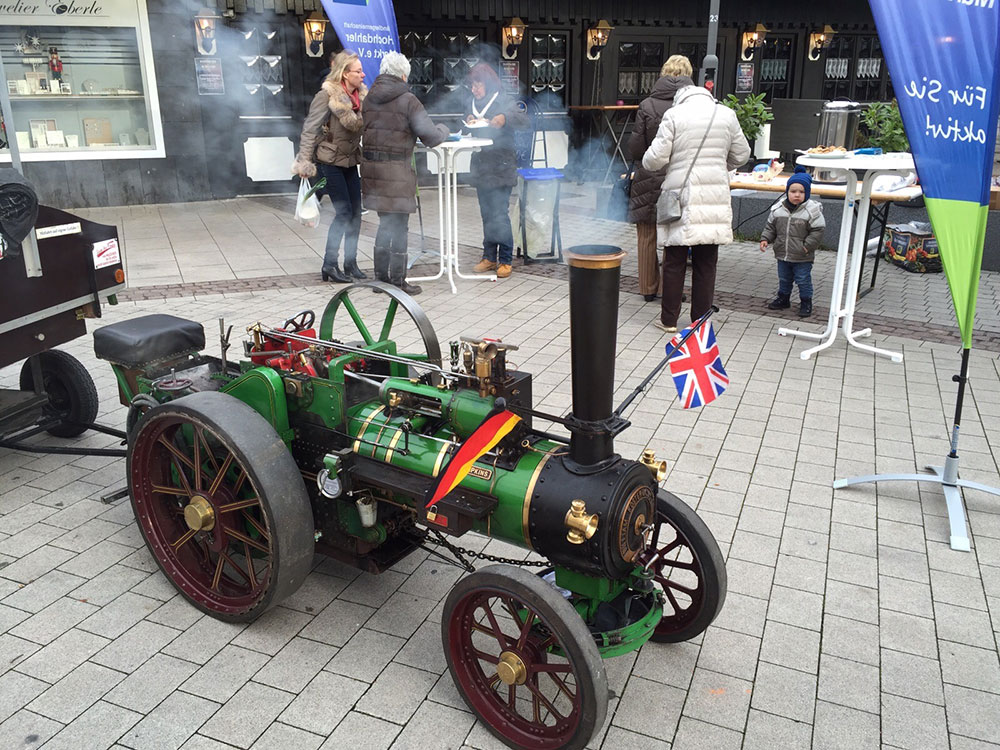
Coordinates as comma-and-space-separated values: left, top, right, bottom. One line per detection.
0, 0, 164, 162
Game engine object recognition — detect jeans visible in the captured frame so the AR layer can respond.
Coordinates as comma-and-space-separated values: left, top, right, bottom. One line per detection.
661, 244, 718, 326
776, 260, 813, 299
315, 163, 361, 271
476, 185, 514, 265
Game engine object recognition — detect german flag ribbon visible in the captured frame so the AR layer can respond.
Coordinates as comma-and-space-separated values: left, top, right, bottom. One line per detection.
424, 410, 521, 509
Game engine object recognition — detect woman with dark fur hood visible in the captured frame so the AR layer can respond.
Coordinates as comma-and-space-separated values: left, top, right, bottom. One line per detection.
293, 50, 368, 283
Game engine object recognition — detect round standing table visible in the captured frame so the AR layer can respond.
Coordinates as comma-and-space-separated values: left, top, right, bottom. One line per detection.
410, 137, 496, 294
785, 153, 916, 363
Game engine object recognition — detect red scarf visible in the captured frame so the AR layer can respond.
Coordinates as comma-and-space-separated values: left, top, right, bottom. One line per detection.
342, 81, 360, 111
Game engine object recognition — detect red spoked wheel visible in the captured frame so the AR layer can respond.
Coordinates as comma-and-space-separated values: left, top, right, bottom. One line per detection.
127, 391, 314, 622
443, 565, 607, 750
638, 491, 727, 643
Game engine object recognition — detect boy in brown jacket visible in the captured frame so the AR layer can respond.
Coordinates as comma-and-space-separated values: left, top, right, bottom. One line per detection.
760, 166, 826, 317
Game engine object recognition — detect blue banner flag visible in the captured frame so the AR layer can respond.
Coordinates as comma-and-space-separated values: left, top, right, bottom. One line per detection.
321, 0, 399, 84
869, 0, 1000, 348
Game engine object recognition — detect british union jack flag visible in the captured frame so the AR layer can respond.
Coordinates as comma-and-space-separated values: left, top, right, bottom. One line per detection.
666, 323, 729, 409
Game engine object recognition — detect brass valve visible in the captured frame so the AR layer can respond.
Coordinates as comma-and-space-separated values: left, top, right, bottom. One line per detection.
564, 499, 599, 545
640, 449, 667, 482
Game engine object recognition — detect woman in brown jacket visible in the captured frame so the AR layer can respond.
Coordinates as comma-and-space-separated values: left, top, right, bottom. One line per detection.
361, 52, 449, 295
292, 51, 367, 283
626, 56, 694, 302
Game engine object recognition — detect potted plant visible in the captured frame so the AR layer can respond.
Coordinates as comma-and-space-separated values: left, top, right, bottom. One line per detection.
723, 92, 775, 159
860, 100, 909, 153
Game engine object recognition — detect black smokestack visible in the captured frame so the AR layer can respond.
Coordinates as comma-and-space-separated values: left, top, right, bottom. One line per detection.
566, 245, 625, 467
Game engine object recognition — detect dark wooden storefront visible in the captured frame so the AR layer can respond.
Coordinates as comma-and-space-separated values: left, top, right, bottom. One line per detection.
17, 0, 885, 208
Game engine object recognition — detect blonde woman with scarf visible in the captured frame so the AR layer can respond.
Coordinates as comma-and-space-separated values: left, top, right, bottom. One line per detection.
293, 50, 368, 282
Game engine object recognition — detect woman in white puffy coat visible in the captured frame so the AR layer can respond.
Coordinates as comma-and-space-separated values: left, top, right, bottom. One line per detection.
642, 86, 750, 331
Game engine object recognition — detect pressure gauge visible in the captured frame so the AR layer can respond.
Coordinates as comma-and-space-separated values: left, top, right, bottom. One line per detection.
316, 468, 342, 499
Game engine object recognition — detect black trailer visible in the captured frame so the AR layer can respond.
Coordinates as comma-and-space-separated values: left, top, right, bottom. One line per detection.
0, 204, 128, 456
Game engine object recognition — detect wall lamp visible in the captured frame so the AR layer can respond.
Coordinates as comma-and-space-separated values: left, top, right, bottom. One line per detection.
194, 7, 220, 56
502, 17, 526, 60
304, 11, 329, 58
808, 25, 836, 61
741, 23, 768, 61
587, 19, 614, 61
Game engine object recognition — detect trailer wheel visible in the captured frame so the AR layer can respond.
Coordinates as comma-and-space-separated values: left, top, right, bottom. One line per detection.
442, 564, 607, 750
19, 349, 99, 438
127, 391, 314, 623
639, 491, 727, 643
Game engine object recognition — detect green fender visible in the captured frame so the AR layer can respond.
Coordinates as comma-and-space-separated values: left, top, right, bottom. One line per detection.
221, 367, 291, 439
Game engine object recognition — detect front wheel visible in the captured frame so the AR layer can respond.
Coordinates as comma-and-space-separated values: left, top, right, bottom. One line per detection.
442, 565, 608, 750
639, 491, 727, 643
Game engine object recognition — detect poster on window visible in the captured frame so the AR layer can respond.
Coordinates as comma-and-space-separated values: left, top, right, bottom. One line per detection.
195, 58, 225, 96
500, 61, 520, 96
736, 62, 754, 93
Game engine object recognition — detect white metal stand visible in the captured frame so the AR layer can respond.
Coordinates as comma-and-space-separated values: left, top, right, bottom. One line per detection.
779, 153, 915, 363
409, 138, 497, 294
834, 457, 1000, 552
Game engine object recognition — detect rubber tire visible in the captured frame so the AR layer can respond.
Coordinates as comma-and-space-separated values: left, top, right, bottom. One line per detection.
649, 490, 728, 643
125, 393, 160, 444
19, 349, 99, 438
127, 391, 315, 623
442, 564, 608, 750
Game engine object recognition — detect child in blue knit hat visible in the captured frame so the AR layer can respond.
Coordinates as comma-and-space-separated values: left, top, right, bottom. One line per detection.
759, 166, 826, 317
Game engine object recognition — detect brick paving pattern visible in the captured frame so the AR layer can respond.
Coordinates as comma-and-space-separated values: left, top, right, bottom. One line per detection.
0, 185, 998, 749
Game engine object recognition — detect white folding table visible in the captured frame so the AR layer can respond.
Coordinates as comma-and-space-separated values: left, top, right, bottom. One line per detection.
410, 137, 496, 294
781, 153, 918, 363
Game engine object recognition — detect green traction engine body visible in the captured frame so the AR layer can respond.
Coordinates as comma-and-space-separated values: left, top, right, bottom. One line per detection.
95, 246, 726, 750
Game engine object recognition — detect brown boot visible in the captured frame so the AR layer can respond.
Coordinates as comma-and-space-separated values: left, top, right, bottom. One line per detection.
496, 264, 512, 278
474, 259, 497, 272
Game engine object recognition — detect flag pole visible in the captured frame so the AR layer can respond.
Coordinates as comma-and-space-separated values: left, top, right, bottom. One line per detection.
613, 305, 718, 417
835, 345, 1000, 552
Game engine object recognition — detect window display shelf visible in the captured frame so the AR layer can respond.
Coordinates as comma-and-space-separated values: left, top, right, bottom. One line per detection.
10, 95, 146, 101
0, 11, 164, 162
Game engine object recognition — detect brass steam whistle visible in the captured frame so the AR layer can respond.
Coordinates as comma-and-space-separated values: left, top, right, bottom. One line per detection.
564, 499, 599, 544
639, 449, 667, 482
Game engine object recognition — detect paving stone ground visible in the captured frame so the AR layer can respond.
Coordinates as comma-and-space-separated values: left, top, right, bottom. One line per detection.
1, 185, 999, 749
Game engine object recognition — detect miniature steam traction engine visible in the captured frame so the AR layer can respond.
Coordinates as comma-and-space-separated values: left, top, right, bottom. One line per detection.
94, 246, 726, 750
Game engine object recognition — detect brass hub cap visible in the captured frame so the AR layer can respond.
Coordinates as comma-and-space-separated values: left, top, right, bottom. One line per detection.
496, 651, 527, 686
183, 496, 216, 532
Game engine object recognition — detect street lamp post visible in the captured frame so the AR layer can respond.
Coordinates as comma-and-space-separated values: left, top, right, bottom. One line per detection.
700, 0, 720, 92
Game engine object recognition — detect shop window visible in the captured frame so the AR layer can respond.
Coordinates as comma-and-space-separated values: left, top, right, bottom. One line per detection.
0, 23, 162, 160
399, 29, 486, 112
530, 33, 568, 111
616, 41, 664, 103
822, 34, 892, 103
758, 36, 794, 103
237, 25, 289, 118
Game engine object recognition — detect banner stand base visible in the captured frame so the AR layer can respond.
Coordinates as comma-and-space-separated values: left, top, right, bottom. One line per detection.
834, 455, 1000, 552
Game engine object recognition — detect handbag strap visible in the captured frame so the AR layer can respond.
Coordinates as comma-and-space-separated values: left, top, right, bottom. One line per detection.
678, 103, 718, 188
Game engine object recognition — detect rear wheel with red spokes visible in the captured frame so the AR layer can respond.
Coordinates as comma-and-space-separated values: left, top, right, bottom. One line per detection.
127, 391, 314, 622
639, 491, 727, 643
442, 565, 607, 750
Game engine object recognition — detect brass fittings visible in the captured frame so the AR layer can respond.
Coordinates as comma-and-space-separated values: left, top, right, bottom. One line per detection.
640, 449, 667, 482
564, 499, 599, 544
183, 496, 216, 532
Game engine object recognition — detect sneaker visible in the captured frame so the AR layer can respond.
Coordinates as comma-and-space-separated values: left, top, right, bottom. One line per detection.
653, 321, 677, 334
496, 264, 512, 278
474, 259, 497, 272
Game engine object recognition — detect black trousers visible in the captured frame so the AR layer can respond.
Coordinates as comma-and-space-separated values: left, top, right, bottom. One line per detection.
375, 212, 411, 282
660, 244, 718, 327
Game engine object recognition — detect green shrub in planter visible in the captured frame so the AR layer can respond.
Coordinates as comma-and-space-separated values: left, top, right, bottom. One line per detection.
723, 92, 774, 145
861, 100, 910, 153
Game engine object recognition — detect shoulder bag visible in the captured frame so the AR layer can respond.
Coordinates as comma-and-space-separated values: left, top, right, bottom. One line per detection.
656, 103, 718, 224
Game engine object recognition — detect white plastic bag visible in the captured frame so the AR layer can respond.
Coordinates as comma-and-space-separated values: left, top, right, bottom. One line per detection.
295, 178, 321, 228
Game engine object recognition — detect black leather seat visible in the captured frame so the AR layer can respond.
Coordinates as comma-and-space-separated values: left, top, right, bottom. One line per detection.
93, 314, 205, 367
